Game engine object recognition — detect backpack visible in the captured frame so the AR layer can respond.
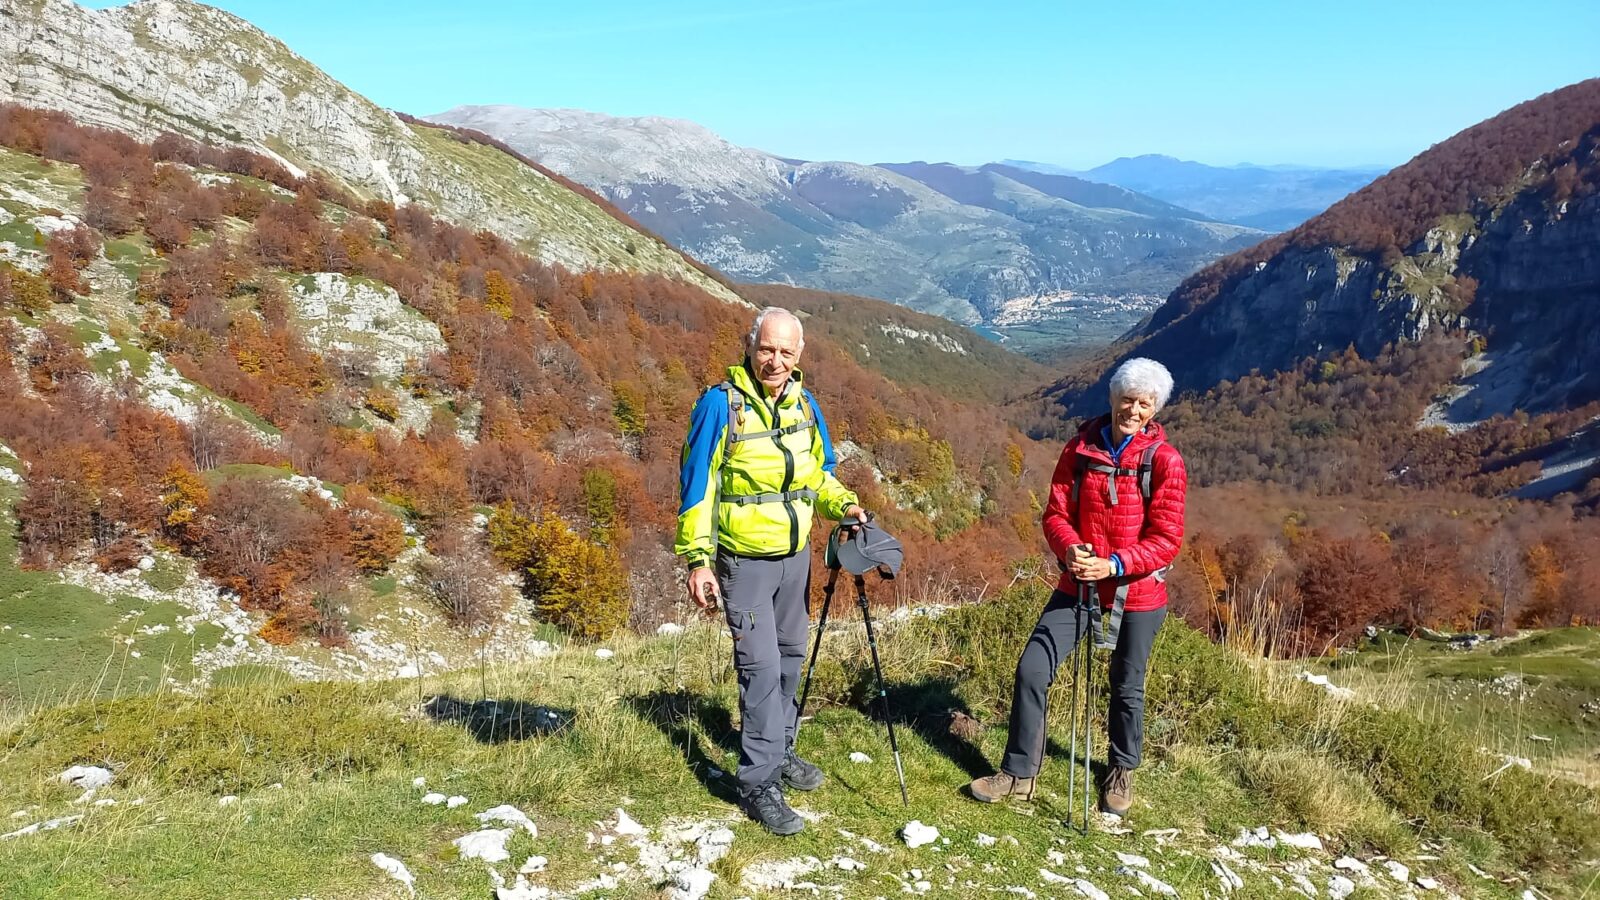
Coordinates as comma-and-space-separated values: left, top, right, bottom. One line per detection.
1069, 440, 1163, 507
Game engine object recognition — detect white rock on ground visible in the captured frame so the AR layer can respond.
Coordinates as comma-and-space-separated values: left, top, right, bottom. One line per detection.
657, 623, 685, 636
612, 807, 647, 836
518, 856, 548, 874
1384, 859, 1410, 883
412, 777, 426, 789
595, 648, 615, 660
1040, 868, 1070, 884
454, 828, 514, 863
1211, 859, 1245, 892
1114, 851, 1149, 867
669, 867, 716, 900
370, 853, 415, 895
1277, 831, 1324, 851
58, 765, 114, 790
1, 814, 83, 840
421, 792, 447, 805
1416, 875, 1439, 890
218, 795, 239, 806
741, 856, 823, 890
1072, 878, 1110, 900
975, 833, 998, 847
1232, 826, 1277, 849
446, 795, 468, 808
1006, 887, 1036, 899
476, 804, 538, 836
1296, 670, 1357, 699
830, 856, 866, 871
1328, 874, 1357, 900
849, 751, 873, 764
900, 820, 939, 848
1120, 866, 1178, 896
1333, 856, 1368, 872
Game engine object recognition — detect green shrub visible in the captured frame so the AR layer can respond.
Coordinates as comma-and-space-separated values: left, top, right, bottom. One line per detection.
488, 506, 629, 640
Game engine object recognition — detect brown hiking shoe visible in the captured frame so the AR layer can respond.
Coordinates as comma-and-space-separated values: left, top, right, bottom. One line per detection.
1101, 765, 1133, 816
968, 771, 1035, 803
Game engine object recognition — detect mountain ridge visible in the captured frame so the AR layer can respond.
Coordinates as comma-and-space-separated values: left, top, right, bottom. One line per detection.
427, 104, 1262, 332
0, 0, 743, 303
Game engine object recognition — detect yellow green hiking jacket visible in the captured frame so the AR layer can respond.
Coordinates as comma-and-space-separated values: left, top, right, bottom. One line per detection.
675, 364, 858, 568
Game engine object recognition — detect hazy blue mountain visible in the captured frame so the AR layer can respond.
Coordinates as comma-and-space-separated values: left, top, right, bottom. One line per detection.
1079, 154, 1383, 231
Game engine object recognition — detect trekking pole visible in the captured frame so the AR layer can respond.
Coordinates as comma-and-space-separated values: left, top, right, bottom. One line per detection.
1082, 583, 1095, 832
1066, 589, 1084, 835
856, 573, 909, 806
794, 566, 841, 743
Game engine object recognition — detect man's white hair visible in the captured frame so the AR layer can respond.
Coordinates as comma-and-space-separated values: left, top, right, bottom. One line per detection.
1109, 357, 1174, 412
747, 307, 804, 348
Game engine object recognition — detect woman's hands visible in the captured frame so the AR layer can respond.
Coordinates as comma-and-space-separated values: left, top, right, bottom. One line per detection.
1068, 543, 1115, 582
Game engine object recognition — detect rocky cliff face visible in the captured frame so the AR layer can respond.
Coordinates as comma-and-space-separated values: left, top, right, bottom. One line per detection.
1125, 228, 1468, 396
1064, 150, 1599, 420
0, 0, 740, 302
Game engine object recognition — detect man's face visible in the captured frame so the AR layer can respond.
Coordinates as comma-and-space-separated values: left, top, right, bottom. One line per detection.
751, 316, 803, 395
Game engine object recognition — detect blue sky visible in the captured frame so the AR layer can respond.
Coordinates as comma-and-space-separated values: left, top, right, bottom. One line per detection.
91, 0, 1600, 170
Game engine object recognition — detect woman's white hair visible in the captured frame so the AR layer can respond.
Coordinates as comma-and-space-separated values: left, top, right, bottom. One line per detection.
747, 307, 804, 348
1109, 357, 1174, 412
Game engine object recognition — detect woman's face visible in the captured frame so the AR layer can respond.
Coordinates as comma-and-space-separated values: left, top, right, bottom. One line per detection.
1112, 391, 1157, 439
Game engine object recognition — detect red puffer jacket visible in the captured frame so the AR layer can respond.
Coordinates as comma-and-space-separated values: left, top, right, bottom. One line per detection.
1042, 415, 1187, 612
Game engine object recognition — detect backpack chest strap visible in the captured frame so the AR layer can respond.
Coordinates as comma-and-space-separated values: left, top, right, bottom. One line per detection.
728, 417, 815, 444
1070, 441, 1163, 508
720, 488, 819, 506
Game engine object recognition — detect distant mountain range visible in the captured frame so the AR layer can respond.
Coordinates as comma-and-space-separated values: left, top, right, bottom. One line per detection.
1005, 155, 1385, 232
426, 106, 1264, 331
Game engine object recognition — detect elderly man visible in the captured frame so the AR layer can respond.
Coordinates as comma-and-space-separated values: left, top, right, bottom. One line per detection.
676, 306, 866, 835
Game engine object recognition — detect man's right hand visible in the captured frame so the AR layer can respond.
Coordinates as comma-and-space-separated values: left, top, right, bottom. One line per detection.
687, 566, 719, 612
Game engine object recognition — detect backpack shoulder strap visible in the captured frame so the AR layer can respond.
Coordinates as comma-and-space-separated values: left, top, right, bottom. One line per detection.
720, 381, 743, 464
1138, 440, 1164, 502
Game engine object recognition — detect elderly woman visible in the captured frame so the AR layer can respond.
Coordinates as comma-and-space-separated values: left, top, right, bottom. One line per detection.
969, 357, 1187, 817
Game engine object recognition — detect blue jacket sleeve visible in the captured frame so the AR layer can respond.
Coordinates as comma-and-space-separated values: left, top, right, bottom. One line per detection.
675, 387, 729, 567
805, 390, 840, 475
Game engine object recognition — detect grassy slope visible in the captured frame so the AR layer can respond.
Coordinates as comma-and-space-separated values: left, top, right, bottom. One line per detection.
1314, 627, 1600, 789
740, 282, 1050, 403
0, 586, 1592, 899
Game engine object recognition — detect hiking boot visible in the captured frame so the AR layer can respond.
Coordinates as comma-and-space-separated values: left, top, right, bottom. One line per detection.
967, 771, 1035, 803
781, 750, 824, 791
1101, 765, 1133, 816
739, 782, 804, 836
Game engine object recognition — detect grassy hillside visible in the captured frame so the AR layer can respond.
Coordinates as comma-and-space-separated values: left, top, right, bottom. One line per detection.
740, 282, 1050, 403
0, 585, 1592, 898
1309, 626, 1600, 790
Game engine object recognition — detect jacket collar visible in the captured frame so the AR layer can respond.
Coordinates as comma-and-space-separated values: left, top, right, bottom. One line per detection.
1076, 413, 1164, 464
729, 361, 805, 408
